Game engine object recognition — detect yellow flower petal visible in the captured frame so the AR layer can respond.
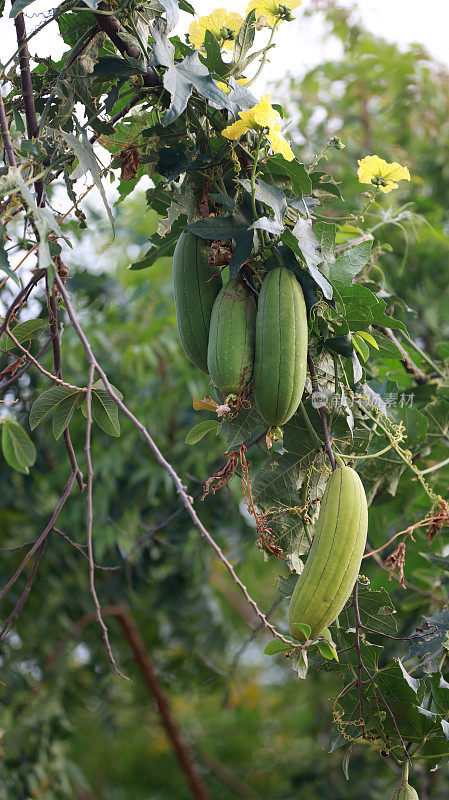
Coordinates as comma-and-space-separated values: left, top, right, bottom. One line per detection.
217, 78, 248, 93
222, 119, 250, 140
189, 9, 244, 50
267, 130, 294, 161
357, 154, 410, 192
246, 0, 301, 26
188, 19, 206, 49
252, 93, 279, 129
226, 11, 245, 32
206, 8, 228, 36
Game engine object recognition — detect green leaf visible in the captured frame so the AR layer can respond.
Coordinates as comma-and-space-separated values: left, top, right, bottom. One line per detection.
335, 284, 406, 331
1, 319, 47, 351
317, 641, 339, 661
30, 386, 82, 430
80, 381, 123, 436
264, 154, 312, 196
420, 552, 449, 572
277, 572, 297, 598
60, 128, 114, 231
9, 0, 39, 16
0, 233, 19, 286
1, 418, 36, 474
330, 241, 372, 283
293, 622, 311, 640
405, 609, 449, 671
264, 638, 294, 655
92, 389, 121, 437
341, 587, 397, 636
356, 330, 379, 349
185, 419, 221, 445
231, 10, 256, 68
283, 220, 333, 300
202, 29, 228, 78
52, 391, 82, 440
351, 333, 370, 362
150, 26, 232, 125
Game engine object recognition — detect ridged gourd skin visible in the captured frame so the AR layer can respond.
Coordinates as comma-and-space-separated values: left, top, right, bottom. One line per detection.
288, 465, 368, 642
173, 232, 222, 373
207, 277, 256, 396
253, 267, 308, 427
391, 783, 419, 800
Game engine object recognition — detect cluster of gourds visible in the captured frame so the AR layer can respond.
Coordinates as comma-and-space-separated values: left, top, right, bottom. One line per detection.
173, 231, 308, 427
173, 232, 368, 642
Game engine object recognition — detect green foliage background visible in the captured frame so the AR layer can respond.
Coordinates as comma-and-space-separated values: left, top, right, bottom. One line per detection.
1, 2, 449, 799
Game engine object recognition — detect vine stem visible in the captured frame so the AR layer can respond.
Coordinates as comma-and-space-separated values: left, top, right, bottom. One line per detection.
399, 330, 446, 380
420, 454, 449, 475
250, 134, 262, 221
307, 351, 336, 470
353, 581, 365, 734
55, 274, 301, 650
85, 360, 128, 680
0, 93, 17, 167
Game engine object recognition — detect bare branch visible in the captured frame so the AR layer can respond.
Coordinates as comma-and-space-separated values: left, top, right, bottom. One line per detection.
0, 541, 46, 642
0, 470, 76, 602
93, 2, 160, 88
55, 274, 299, 649
0, 337, 51, 392
374, 326, 428, 384
0, 268, 46, 338
115, 609, 211, 800
47, 284, 85, 489
13, 2, 44, 203
85, 361, 128, 680
4, 322, 87, 392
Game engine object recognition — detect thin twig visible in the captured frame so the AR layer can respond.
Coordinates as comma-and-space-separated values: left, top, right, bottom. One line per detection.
0, 541, 46, 642
374, 326, 428, 384
364, 541, 441, 602
47, 283, 85, 489
0, 268, 46, 338
0, 470, 76, 601
85, 361, 128, 680
133, 431, 267, 552
55, 275, 299, 649
0, 337, 51, 392
4, 322, 87, 392
307, 351, 336, 470
53, 528, 119, 571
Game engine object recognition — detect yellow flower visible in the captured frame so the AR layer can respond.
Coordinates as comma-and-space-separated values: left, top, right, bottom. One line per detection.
217, 78, 248, 93
188, 8, 244, 51
246, 0, 301, 27
357, 155, 411, 193
221, 94, 294, 161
